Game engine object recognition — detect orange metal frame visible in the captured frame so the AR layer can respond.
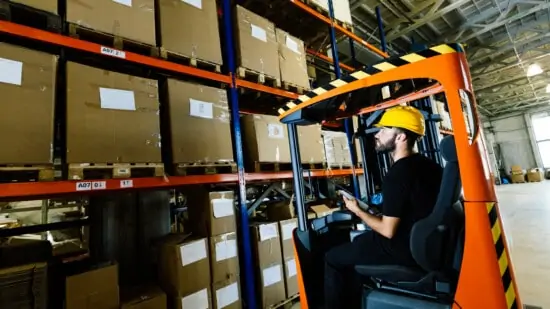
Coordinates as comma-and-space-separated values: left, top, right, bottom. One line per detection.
288, 52, 521, 309
306, 48, 355, 72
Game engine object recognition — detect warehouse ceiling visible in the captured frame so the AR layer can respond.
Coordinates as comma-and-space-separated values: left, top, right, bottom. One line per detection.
343, 0, 550, 117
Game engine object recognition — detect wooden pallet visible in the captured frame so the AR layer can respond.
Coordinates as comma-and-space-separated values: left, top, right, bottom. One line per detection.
253, 162, 325, 172
68, 163, 164, 180
237, 66, 282, 88
0, 0, 61, 33
302, 162, 326, 170
327, 163, 354, 170
0, 164, 55, 183
159, 48, 222, 73
302, 0, 354, 31
282, 81, 308, 95
172, 162, 237, 176
67, 23, 158, 57
268, 293, 300, 309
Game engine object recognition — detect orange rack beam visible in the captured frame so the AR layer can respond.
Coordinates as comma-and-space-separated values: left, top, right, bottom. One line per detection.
0, 169, 362, 199
290, 0, 389, 59
307, 49, 354, 72
235, 78, 298, 99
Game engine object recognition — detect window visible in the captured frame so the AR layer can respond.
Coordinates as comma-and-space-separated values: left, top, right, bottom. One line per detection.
532, 115, 550, 168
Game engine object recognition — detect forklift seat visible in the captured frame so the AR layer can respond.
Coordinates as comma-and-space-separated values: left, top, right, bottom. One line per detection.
355, 135, 464, 305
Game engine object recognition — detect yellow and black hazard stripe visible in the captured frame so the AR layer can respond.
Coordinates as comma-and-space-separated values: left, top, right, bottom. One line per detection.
277, 43, 464, 117
487, 202, 517, 309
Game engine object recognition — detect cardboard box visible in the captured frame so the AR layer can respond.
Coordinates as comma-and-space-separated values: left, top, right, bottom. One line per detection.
511, 165, 523, 175
242, 114, 291, 163
165, 79, 233, 163
266, 200, 295, 221
11, 0, 57, 14
210, 232, 239, 283
212, 278, 241, 309
278, 219, 297, 260
235, 5, 279, 78
186, 189, 236, 236
283, 257, 298, 298
158, 0, 222, 65
307, 0, 352, 25
65, 263, 119, 309
66, 62, 161, 163
310, 204, 337, 218
157, 234, 211, 297
276, 28, 309, 90
511, 174, 525, 184
258, 263, 286, 308
322, 131, 352, 167
66, 0, 155, 46
0, 44, 56, 165
121, 286, 167, 309
250, 222, 283, 268
0, 263, 48, 309
298, 124, 325, 164
527, 168, 544, 182
173, 288, 212, 309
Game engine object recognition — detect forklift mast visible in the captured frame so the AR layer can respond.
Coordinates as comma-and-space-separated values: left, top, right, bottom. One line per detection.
278, 43, 521, 309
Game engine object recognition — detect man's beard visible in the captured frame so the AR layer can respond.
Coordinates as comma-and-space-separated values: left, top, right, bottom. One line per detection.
375, 135, 397, 153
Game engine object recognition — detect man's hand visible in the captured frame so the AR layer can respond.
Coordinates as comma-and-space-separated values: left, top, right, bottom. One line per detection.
343, 196, 362, 215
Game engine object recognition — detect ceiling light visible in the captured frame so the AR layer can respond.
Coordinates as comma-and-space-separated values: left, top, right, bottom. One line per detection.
527, 63, 543, 77
546, 84, 550, 93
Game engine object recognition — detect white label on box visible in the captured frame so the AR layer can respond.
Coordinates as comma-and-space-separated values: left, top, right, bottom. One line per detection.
259, 223, 278, 242
120, 179, 133, 188
212, 198, 234, 218
251, 24, 267, 42
0, 57, 23, 86
262, 264, 282, 287
215, 239, 237, 262
180, 239, 207, 266
112, 0, 132, 7
100, 46, 126, 59
267, 124, 284, 139
381, 85, 391, 99
189, 98, 214, 119
99, 88, 136, 111
182, 0, 202, 9
286, 259, 297, 277
181, 288, 209, 309
216, 282, 239, 309
285, 36, 300, 54
76, 182, 92, 191
282, 222, 297, 240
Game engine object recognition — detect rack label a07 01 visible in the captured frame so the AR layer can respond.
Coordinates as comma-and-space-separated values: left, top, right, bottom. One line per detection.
75, 180, 134, 191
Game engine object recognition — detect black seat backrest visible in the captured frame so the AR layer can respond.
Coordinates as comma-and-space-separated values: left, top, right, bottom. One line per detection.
409, 136, 464, 273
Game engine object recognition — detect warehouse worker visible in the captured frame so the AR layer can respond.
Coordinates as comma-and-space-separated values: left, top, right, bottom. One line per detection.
324, 106, 443, 309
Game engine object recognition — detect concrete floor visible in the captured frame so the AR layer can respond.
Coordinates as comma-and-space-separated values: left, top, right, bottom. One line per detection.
497, 181, 550, 308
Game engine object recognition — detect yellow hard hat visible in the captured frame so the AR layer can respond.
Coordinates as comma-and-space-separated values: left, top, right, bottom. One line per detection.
374, 106, 426, 136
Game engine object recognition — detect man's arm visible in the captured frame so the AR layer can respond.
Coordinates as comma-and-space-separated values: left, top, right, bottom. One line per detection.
344, 198, 400, 239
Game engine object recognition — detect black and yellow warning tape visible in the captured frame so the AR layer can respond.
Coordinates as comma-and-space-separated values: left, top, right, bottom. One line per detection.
277, 43, 464, 117
487, 202, 517, 309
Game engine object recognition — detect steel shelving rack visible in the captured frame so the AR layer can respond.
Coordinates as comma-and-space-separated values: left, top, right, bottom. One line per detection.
0, 1, 449, 308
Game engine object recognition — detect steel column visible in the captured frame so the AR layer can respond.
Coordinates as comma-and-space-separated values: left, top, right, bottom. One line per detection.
288, 124, 308, 232
221, 1, 257, 308
327, 0, 360, 198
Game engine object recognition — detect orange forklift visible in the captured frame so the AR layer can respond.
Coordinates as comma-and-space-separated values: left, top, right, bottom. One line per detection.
277, 43, 521, 309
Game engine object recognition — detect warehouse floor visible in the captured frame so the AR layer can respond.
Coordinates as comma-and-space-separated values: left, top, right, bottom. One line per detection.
497, 181, 550, 308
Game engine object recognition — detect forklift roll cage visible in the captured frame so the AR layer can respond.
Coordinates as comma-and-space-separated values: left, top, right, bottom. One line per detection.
278, 43, 522, 309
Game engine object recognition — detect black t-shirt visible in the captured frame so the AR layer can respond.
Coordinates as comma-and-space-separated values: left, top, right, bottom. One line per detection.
375, 153, 443, 265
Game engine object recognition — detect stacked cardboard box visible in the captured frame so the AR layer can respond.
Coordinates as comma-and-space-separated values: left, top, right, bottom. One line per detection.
120, 285, 167, 309
157, 0, 223, 66
65, 263, 119, 309
510, 165, 525, 184
235, 5, 280, 80
0, 43, 57, 165
322, 131, 352, 167
298, 124, 325, 164
165, 79, 234, 164
185, 189, 241, 309
66, 0, 156, 46
527, 168, 544, 182
250, 222, 286, 308
12, 0, 58, 14
0, 263, 48, 309
66, 62, 162, 164
434, 100, 452, 130
242, 114, 291, 164
276, 28, 310, 90
278, 219, 299, 298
